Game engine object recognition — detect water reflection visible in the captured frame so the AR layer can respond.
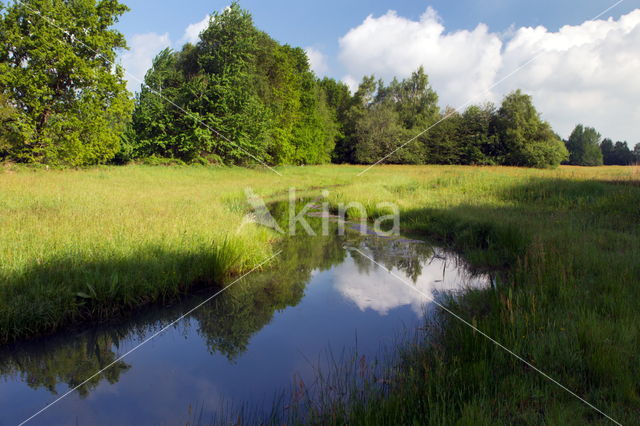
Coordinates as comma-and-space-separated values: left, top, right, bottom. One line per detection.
0, 216, 488, 424
0, 226, 346, 397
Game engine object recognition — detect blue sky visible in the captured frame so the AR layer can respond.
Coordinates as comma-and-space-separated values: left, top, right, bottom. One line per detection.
116, 1, 640, 142
116, 0, 636, 81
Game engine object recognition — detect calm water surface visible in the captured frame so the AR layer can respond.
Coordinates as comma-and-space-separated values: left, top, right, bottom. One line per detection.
0, 223, 488, 425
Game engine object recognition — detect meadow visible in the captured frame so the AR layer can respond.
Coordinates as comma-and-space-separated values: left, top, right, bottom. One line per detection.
1, 164, 639, 423
0, 165, 362, 342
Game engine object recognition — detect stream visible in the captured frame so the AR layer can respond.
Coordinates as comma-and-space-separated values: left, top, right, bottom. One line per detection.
0, 210, 489, 425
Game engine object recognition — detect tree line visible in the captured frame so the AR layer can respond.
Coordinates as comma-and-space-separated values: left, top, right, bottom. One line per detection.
564, 124, 639, 166
1, 1, 637, 168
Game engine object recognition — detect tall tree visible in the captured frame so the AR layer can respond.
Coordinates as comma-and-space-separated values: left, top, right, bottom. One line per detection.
352, 101, 410, 164
423, 107, 462, 164
337, 75, 375, 164
0, 0, 132, 165
566, 124, 603, 166
348, 69, 437, 165
318, 77, 352, 163
0, 93, 17, 156
495, 90, 568, 167
458, 103, 498, 165
610, 141, 635, 165
600, 138, 614, 165
384, 66, 439, 130
131, 2, 338, 165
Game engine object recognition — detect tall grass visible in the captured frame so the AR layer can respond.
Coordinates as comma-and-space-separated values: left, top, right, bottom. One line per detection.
1, 164, 639, 423
0, 165, 355, 342
315, 165, 640, 424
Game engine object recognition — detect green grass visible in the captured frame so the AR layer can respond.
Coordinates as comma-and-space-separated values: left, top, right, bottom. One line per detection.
1, 163, 639, 423
317, 165, 640, 424
0, 164, 356, 342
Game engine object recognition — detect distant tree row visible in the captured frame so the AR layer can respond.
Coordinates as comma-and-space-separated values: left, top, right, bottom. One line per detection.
0, 1, 636, 168
327, 73, 568, 167
564, 124, 639, 166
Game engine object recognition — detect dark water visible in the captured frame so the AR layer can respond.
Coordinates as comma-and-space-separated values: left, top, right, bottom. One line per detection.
0, 220, 488, 425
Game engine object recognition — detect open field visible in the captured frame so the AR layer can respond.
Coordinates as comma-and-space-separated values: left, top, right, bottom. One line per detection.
1, 164, 639, 423
0, 165, 363, 342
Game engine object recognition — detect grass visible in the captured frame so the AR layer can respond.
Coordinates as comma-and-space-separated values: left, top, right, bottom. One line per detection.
316, 165, 640, 424
1, 163, 639, 423
0, 164, 357, 342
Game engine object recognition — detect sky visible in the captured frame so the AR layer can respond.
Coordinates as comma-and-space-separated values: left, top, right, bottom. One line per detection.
116, 0, 640, 143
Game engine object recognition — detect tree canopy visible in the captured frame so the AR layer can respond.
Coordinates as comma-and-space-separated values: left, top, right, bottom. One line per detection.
565, 124, 603, 166
493, 90, 568, 167
0, 0, 132, 166
130, 3, 338, 165
1, 1, 632, 169
601, 138, 635, 165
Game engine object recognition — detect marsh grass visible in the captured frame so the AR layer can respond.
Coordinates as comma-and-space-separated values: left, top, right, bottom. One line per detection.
316, 165, 640, 424
0, 165, 354, 342
1, 164, 639, 423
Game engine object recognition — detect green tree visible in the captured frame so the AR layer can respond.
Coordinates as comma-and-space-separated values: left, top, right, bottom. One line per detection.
634, 143, 640, 164
338, 75, 375, 164
600, 138, 614, 165
609, 141, 635, 165
383, 66, 439, 130
0, 93, 17, 157
318, 77, 353, 163
458, 103, 498, 165
0, 0, 132, 165
131, 2, 338, 165
495, 90, 568, 167
423, 107, 462, 164
195, 5, 270, 163
565, 124, 603, 166
352, 101, 410, 164
348, 69, 437, 165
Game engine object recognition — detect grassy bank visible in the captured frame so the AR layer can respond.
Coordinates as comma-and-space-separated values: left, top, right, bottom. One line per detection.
0, 164, 358, 342
1, 164, 639, 423
319, 165, 640, 424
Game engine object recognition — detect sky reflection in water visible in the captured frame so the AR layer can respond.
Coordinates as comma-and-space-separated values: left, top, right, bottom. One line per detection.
0, 225, 487, 425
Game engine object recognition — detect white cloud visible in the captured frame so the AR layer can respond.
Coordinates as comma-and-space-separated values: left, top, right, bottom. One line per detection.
334, 251, 488, 316
339, 8, 503, 110
180, 14, 211, 46
120, 32, 171, 92
339, 8, 640, 142
498, 10, 640, 141
305, 47, 330, 75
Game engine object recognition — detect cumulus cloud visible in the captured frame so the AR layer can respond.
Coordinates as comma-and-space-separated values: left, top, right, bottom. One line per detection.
120, 32, 171, 92
339, 8, 640, 142
499, 10, 640, 141
180, 14, 211, 46
334, 252, 487, 316
305, 47, 330, 75
339, 8, 502, 106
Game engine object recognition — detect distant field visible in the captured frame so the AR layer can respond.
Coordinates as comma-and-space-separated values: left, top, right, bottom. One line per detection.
1, 164, 639, 423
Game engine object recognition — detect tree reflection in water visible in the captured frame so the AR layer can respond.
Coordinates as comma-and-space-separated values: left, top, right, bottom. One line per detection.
0, 210, 445, 397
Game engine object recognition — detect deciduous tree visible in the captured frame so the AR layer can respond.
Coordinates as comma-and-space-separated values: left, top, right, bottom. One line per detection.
495, 90, 568, 167
566, 124, 603, 166
0, 0, 132, 165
